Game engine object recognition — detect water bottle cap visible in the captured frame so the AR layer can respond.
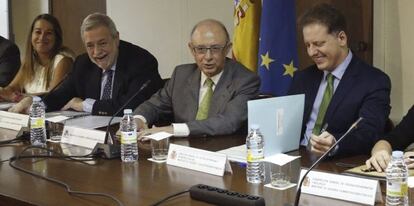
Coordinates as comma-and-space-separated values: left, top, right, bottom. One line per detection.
250, 124, 259, 130
392, 151, 404, 158
32, 96, 41, 101
123, 109, 132, 114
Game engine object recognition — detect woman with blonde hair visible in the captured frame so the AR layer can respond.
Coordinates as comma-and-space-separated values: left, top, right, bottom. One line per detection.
0, 13, 74, 102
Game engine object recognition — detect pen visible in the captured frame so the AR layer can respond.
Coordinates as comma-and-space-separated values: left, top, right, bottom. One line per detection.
320, 123, 328, 135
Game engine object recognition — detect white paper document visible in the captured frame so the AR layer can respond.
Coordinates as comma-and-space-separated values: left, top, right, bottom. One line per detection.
0, 102, 15, 110
0, 111, 29, 131
46, 115, 70, 123
144, 131, 172, 141
64, 115, 121, 129
217, 144, 246, 163
263, 153, 300, 166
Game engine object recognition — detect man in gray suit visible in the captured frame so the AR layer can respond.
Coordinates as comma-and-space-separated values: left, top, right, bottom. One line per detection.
134, 19, 260, 137
0, 36, 20, 87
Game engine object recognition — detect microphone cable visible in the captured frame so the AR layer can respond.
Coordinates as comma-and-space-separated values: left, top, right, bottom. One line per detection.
8, 145, 124, 206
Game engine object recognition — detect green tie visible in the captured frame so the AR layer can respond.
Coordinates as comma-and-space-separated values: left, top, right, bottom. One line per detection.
196, 78, 214, 120
312, 73, 334, 135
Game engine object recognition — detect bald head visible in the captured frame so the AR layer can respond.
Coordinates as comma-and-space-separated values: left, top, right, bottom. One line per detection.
190, 19, 230, 42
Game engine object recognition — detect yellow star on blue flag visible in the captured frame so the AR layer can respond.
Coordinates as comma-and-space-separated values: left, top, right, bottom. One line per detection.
260, 51, 275, 70
257, 0, 298, 96
283, 60, 297, 77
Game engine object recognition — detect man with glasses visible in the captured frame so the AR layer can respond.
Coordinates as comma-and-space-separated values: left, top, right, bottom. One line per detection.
10, 13, 162, 116
133, 19, 260, 137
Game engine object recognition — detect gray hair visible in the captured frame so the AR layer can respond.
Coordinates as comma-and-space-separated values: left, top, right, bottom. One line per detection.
80, 13, 118, 41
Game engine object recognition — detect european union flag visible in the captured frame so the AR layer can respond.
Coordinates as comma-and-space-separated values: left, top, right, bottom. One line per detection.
258, 0, 298, 96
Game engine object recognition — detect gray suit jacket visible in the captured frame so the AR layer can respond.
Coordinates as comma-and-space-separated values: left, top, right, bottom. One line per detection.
134, 58, 260, 136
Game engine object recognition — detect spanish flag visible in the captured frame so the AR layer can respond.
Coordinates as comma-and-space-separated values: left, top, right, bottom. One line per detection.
232, 0, 261, 72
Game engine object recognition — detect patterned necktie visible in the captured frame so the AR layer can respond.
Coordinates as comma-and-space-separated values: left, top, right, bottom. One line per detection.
196, 78, 214, 120
312, 73, 334, 135
101, 70, 113, 100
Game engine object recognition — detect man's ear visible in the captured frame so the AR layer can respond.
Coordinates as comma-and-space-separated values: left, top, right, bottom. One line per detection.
188, 42, 195, 55
337, 31, 347, 46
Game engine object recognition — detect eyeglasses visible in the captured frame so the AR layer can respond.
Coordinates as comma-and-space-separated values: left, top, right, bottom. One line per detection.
192, 43, 228, 55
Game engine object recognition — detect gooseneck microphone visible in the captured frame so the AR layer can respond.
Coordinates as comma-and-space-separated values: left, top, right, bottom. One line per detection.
293, 117, 363, 206
93, 79, 151, 159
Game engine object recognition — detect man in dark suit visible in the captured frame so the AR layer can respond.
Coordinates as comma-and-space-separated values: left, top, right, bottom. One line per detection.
11, 13, 162, 116
288, 4, 391, 157
133, 19, 260, 137
0, 36, 20, 87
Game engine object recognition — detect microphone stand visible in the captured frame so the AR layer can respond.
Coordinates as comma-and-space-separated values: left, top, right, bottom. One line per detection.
93, 80, 151, 159
293, 117, 363, 206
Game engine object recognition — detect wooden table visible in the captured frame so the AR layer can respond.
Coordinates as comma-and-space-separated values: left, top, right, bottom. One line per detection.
0, 128, 384, 206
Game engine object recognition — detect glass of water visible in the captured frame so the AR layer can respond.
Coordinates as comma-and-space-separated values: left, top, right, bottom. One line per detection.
150, 137, 169, 161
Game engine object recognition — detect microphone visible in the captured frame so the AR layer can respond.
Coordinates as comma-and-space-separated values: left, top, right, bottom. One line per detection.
93, 79, 151, 159
293, 117, 363, 206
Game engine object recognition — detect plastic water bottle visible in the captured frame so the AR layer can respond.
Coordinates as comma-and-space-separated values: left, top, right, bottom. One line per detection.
246, 124, 265, 183
386, 151, 408, 206
29, 96, 47, 147
120, 109, 138, 162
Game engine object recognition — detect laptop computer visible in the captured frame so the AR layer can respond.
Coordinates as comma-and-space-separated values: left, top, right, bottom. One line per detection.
247, 94, 304, 157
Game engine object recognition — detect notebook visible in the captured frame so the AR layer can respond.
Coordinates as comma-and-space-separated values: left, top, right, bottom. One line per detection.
247, 94, 305, 157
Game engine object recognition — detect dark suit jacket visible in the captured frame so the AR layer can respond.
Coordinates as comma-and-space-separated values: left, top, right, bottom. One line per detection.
44, 40, 162, 116
288, 55, 391, 156
383, 105, 414, 150
0, 36, 20, 87
134, 58, 260, 136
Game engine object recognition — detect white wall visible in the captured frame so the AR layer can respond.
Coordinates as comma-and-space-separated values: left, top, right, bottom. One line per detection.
11, 0, 48, 56
0, 0, 9, 39
373, 0, 414, 123
107, 0, 234, 78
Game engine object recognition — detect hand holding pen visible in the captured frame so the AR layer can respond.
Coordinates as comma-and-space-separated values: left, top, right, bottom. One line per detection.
309, 123, 336, 156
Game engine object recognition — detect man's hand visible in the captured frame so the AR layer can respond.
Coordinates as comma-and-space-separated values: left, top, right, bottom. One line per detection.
309, 131, 335, 156
61, 97, 84, 111
404, 151, 414, 169
365, 150, 391, 172
8, 96, 32, 114
138, 125, 173, 141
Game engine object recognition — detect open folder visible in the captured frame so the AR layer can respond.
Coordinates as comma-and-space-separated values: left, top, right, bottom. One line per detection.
247, 94, 305, 157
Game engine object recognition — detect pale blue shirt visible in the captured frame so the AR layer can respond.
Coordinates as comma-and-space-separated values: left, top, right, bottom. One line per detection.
302, 51, 353, 146
82, 62, 117, 112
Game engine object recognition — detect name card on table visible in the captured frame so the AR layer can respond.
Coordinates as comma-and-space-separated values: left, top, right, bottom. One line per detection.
299, 169, 382, 205
0, 111, 29, 131
61, 126, 106, 149
167, 144, 232, 176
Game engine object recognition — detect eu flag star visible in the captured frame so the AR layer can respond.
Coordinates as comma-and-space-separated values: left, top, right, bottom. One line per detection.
260, 51, 275, 70
283, 60, 297, 77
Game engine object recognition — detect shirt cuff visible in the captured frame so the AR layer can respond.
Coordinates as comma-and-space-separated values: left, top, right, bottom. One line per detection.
172, 123, 190, 137
133, 115, 147, 124
83, 98, 95, 113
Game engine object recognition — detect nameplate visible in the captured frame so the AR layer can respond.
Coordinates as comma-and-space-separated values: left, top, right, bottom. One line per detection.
60, 126, 106, 149
0, 111, 29, 131
167, 144, 232, 176
299, 169, 382, 205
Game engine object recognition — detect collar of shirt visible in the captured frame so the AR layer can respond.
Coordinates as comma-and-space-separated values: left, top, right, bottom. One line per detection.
199, 70, 223, 89
323, 50, 353, 82
102, 60, 117, 74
